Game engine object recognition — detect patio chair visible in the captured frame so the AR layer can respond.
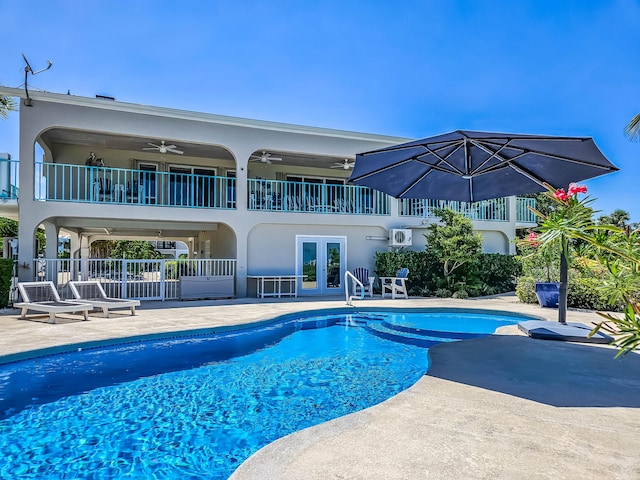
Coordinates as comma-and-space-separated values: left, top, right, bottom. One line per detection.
14, 281, 92, 324
69, 280, 140, 318
381, 268, 409, 299
352, 267, 375, 298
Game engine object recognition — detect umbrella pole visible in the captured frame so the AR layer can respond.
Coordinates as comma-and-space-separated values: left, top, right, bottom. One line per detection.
558, 251, 568, 324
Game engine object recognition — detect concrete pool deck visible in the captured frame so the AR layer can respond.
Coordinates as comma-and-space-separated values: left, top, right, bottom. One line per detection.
0, 294, 638, 479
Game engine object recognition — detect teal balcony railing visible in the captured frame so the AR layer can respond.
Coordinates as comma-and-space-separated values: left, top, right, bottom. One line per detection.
37, 163, 236, 209
0, 159, 19, 200
516, 197, 537, 224
399, 197, 510, 222
247, 178, 389, 215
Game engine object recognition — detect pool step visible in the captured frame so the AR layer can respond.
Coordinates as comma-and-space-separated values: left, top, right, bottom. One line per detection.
364, 321, 456, 348
381, 320, 485, 340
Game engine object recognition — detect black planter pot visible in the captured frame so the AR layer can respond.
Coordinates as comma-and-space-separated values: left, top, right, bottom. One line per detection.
535, 282, 560, 308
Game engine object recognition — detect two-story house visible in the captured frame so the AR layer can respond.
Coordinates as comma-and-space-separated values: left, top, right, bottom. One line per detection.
0, 86, 535, 300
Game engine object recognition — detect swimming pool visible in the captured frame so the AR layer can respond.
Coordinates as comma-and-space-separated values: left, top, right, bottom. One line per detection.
0, 308, 524, 479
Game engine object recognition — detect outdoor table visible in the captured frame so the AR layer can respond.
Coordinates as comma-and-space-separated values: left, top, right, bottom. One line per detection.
247, 275, 304, 298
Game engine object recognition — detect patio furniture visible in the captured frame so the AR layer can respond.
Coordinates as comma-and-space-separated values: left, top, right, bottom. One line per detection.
381, 268, 409, 299
14, 281, 92, 324
352, 267, 375, 298
69, 280, 140, 318
248, 275, 304, 298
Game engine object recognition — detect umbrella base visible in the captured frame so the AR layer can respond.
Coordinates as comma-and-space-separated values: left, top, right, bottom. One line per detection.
518, 320, 613, 344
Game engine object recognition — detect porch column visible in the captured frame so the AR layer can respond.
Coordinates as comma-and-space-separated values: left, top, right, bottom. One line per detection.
43, 221, 59, 282
16, 218, 38, 282
80, 235, 90, 281
507, 196, 517, 255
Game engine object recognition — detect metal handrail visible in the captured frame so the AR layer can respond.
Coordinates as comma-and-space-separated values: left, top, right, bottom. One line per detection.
345, 270, 365, 306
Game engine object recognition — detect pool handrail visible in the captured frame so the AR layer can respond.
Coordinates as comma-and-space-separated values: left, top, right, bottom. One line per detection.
345, 270, 365, 306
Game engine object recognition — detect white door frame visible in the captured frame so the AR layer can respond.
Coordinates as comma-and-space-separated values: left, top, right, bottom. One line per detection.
296, 235, 347, 295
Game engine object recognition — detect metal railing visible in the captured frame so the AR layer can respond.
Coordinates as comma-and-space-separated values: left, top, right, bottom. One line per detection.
399, 197, 510, 222
345, 270, 365, 306
247, 178, 389, 215
30, 258, 236, 301
36, 163, 237, 209
0, 159, 19, 200
516, 197, 538, 224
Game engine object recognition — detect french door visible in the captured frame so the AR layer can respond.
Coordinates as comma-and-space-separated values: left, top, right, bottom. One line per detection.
296, 236, 346, 295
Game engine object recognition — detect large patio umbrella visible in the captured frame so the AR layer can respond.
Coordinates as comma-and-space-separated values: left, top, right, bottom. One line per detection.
349, 130, 618, 202
349, 130, 619, 327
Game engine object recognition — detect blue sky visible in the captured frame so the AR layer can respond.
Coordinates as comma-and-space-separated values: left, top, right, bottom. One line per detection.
1, 0, 638, 220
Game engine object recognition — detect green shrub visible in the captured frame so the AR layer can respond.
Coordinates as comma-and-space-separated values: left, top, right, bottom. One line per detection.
568, 277, 624, 311
375, 250, 522, 298
0, 258, 14, 308
374, 250, 441, 296
516, 273, 623, 311
515, 276, 538, 304
452, 290, 469, 299
435, 288, 452, 298
474, 253, 522, 292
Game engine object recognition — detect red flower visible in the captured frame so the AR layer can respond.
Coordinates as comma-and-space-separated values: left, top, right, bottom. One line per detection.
553, 188, 568, 202
527, 232, 539, 247
567, 183, 587, 196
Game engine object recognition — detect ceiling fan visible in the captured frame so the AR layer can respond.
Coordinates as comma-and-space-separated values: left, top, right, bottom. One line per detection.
331, 159, 355, 170
250, 151, 282, 164
142, 140, 183, 155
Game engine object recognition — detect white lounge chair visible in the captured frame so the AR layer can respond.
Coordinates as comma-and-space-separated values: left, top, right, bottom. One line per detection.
381, 268, 410, 299
15, 281, 92, 324
69, 280, 140, 318
352, 267, 375, 298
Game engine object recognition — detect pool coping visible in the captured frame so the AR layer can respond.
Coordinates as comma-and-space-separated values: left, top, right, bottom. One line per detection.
1, 295, 637, 479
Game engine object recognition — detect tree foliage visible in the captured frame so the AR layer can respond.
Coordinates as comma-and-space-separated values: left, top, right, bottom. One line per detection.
424, 208, 482, 279
0, 96, 17, 120
597, 209, 631, 228
625, 112, 640, 142
109, 241, 161, 260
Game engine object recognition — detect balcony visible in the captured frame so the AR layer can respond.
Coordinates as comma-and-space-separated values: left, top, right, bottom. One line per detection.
0, 159, 19, 200
37, 163, 236, 209
18, 162, 536, 223
399, 197, 537, 224
247, 178, 389, 215
515, 197, 537, 224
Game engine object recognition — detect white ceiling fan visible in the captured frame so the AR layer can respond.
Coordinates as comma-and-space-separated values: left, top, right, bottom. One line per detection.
331, 159, 355, 170
250, 151, 282, 164
143, 140, 183, 155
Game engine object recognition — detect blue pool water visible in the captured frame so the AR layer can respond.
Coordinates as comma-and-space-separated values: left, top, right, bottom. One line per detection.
0, 309, 521, 479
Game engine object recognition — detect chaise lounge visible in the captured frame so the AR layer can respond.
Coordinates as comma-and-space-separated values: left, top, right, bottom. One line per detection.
15, 281, 92, 324
69, 280, 140, 318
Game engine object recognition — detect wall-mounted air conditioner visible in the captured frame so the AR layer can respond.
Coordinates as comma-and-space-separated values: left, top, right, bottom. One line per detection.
388, 228, 412, 247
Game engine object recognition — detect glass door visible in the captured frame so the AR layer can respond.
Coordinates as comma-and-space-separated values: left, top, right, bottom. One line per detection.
296, 236, 346, 295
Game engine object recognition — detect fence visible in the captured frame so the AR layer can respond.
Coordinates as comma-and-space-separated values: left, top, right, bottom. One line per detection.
29, 258, 237, 301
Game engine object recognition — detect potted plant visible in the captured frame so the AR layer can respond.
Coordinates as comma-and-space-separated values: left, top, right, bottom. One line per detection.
523, 231, 561, 308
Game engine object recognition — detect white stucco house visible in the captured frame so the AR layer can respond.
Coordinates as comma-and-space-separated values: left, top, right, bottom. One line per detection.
0, 86, 535, 300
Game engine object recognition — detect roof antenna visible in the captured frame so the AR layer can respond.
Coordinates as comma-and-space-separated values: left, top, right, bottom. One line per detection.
21, 53, 53, 107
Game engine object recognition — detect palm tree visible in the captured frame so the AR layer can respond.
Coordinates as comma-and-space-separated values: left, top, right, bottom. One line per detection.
0, 96, 17, 119
625, 113, 640, 142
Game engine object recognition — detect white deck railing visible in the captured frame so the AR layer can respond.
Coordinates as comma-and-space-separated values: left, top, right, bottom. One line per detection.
30, 258, 236, 301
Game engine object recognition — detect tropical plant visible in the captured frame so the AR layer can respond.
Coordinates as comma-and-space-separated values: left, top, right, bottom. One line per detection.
597, 209, 631, 228
524, 183, 608, 323
625, 113, 640, 142
0, 96, 17, 120
525, 183, 640, 355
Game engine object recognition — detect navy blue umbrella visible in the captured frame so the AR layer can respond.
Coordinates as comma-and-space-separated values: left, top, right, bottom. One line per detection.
349, 130, 618, 202
350, 130, 619, 329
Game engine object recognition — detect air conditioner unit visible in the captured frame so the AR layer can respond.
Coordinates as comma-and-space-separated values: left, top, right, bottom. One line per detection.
388, 228, 412, 247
